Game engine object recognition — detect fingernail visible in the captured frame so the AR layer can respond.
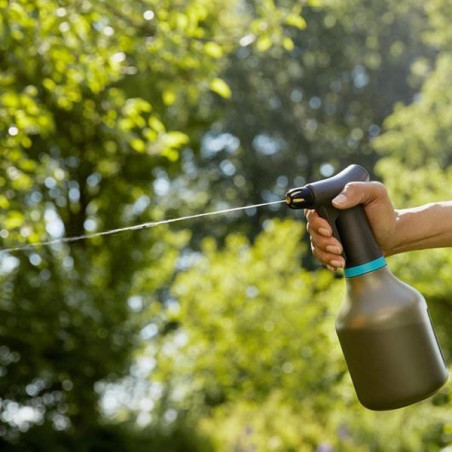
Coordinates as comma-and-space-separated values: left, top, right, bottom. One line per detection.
326, 265, 336, 272
318, 228, 331, 237
333, 193, 347, 205
326, 245, 342, 255
330, 259, 345, 269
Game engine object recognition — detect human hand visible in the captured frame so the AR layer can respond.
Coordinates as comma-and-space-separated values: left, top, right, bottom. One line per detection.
305, 181, 398, 271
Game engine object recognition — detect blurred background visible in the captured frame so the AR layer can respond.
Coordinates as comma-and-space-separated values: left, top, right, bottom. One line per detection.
1, 0, 452, 450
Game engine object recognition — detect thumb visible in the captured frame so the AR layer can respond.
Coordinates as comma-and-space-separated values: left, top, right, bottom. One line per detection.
332, 181, 387, 209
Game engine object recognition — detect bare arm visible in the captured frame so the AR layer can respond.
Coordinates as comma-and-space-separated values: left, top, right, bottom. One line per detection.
306, 181, 452, 270
390, 202, 452, 255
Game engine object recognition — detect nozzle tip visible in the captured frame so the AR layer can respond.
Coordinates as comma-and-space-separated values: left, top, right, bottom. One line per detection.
285, 186, 313, 209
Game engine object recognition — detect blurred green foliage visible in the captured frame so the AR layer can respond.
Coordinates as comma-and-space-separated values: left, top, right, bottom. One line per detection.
1, 0, 452, 450
151, 219, 452, 451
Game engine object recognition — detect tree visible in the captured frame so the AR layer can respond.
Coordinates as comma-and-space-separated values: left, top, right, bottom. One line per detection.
0, 0, 310, 448
0, 0, 240, 446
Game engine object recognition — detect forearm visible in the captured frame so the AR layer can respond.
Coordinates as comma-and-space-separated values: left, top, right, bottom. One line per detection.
387, 202, 452, 256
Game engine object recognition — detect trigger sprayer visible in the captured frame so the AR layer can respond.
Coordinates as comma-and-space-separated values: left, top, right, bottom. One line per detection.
285, 164, 448, 410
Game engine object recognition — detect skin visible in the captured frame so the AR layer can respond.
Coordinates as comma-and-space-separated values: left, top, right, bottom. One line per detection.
305, 181, 452, 271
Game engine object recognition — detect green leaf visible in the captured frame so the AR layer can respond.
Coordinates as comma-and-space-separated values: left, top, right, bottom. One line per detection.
130, 138, 146, 153
1, 92, 20, 108
209, 77, 232, 99
204, 42, 224, 59
283, 37, 295, 51
285, 13, 307, 30
148, 116, 166, 133
256, 34, 273, 51
4, 210, 25, 229
163, 131, 190, 148
162, 90, 177, 106
0, 195, 9, 209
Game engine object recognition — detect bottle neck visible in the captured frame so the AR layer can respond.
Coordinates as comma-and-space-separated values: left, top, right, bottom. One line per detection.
336, 206, 384, 276
344, 256, 387, 278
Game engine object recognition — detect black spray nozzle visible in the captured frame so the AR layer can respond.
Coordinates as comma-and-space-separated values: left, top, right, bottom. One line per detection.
285, 164, 369, 210
285, 187, 314, 209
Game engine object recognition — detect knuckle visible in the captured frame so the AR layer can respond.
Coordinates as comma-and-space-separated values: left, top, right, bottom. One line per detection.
311, 245, 320, 258
371, 181, 388, 197
304, 208, 315, 219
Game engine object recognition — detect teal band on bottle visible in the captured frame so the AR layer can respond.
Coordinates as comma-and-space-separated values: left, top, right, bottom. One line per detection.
344, 256, 387, 278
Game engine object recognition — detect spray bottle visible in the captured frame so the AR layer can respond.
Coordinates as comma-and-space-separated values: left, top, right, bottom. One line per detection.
285, 164, 448, 410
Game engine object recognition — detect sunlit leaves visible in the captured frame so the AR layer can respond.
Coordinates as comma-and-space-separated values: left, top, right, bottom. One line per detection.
249, 0, 306, 52
0, 0, 241, 176
204, 42, 224, 59
209, 77, 232, 99
374, 54, 452, 167
0, 89, 54, 146
285, 11, 307, 30
0, 0, 250, 443
370, 1, 452, 167
154, 220, 343, 415
425, 0, 452, 48
200, 392, 345, 451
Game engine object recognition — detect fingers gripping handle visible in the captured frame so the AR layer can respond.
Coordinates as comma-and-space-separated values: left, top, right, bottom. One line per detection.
321, 204, 384, 270
315, 203, 383, 268
316, 204, 342, 250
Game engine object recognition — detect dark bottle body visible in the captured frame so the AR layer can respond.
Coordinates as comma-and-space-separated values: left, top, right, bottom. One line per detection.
336, 266, 448, 410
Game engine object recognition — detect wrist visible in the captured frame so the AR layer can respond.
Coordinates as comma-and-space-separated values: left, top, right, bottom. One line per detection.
383, 210, 404, 256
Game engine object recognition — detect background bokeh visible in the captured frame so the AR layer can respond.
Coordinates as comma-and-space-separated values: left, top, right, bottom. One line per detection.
1, 0, 452, 450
